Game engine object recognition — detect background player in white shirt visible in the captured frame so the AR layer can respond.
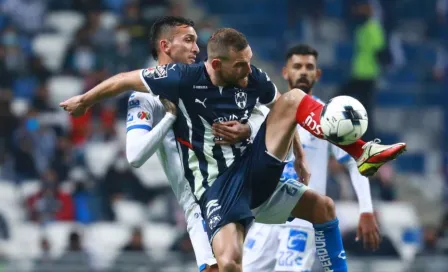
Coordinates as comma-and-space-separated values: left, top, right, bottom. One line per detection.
243, 44, 381, 272
125, 16, 262, 272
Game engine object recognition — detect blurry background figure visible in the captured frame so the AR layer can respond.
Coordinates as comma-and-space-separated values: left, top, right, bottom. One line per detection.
339, 1, 385, 141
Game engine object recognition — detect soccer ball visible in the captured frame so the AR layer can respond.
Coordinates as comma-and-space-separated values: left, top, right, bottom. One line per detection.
320, 96, 368, 145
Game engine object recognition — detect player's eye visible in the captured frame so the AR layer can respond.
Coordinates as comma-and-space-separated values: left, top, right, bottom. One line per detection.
306, 64, 315, 70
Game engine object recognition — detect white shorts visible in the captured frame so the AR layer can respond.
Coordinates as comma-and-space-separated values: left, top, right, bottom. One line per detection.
244, 223, 316, 272
243, 223, 282, 272
186, 204, 217, 271
275, 225, 316, 271
252, 178, 309, 224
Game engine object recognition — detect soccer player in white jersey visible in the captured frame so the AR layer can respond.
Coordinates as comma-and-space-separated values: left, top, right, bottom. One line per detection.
243, 44, 381, 272
125, 16, 258, 272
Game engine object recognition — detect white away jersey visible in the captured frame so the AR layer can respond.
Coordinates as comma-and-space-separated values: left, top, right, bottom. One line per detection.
126, 92, 196, 212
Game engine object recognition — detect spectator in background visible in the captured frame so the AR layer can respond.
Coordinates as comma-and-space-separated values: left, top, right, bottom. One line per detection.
339, 1, 385, 141
101, 25, 144, 75
2, 0, 46, 36
26, 169, 75, 223
101, 153, 149, 220
62, 26, 100, 77
56, 230, 91, 270
50, 136, 74, 181
29, 55, 51, 84
31, 83, 54, 112
13, 114, 40, 180
122, 227, 145, 252
86, 10, 115, 50
1, 25, 27, 76
0, 45, 13, 90
70, 167, 96, 224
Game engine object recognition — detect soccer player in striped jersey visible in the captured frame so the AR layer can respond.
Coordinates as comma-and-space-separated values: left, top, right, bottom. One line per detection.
243, 44, 380, 272
61, 28, 406, 272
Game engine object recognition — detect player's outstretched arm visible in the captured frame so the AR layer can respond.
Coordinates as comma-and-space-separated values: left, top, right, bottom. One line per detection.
60, 70, 147, 116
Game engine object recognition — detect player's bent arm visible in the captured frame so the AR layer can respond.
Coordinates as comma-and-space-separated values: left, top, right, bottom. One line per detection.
126, 113, 177, 168
81, 70, 148, 109
343, 158, 374, 213
247, 104, 269, 139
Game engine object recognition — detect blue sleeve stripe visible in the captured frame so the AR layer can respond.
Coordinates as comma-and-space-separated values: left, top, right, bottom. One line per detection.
127, 124, 152, 132
337, 154, 351, 164
199, 264, 207, 272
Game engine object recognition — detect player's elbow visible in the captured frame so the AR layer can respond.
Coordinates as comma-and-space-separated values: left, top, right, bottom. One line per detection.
126, 146, 144, 168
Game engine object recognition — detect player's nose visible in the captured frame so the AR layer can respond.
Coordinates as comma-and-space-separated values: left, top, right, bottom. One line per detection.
193, 42, 200, 54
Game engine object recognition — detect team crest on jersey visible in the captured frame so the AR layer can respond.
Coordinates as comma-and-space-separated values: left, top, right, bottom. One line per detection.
143, 68, 155, 78
235, 90, 247, 109
137, 111, 150, 120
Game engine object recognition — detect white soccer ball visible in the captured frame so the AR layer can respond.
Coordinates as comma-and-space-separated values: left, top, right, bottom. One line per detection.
320, 96, 368, 145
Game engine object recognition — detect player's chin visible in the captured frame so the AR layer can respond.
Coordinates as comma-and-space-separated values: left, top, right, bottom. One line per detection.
295, 84, 311, 93
187, 56, 196, 64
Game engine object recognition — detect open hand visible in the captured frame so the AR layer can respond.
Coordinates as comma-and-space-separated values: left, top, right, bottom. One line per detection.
357, 212, 381, 251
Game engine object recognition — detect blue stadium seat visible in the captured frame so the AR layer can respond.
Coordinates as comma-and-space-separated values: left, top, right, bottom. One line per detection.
384, 69, 419, 85
334, 41, 354, 65
393, 153, 425, 174
12, 77, 38, 100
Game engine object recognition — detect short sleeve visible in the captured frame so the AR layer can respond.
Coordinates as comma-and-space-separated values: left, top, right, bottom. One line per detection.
255, 68, 278, 105
139, 63, 181, 104
126, 92, 154, 132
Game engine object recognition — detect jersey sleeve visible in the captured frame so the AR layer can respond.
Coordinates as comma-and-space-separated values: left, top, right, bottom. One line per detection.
139, 63, 181, 104
126, 92, 154, 132
254, 67, 278, 106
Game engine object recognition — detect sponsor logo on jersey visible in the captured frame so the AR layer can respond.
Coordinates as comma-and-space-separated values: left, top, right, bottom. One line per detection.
287, 229, 308, 252
168, 64, 176, 71
213, 114, 239, 123
128, 99, 140, 109
206, 199, 221, 218
235, 90, 247, 109
127, 113, 134, 122
304, 112, 323, 136
315, 230, 333, 271
137, 111, 150, 120
143, 68, 155, 78
206, 199, 221, 230
193, 85, 208, 89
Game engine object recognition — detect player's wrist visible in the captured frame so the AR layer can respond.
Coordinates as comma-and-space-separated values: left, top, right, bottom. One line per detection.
165, 112, 177, 121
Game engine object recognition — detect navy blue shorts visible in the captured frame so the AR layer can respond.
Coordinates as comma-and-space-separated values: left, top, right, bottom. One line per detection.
198, 120, 287, 242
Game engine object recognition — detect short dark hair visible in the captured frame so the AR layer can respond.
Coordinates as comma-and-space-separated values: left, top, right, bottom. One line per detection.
207, 28, 249, 60
285, 44, 319, 61
149, 16, 195, 60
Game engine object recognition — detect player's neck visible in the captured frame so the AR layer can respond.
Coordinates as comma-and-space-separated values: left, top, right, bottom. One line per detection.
157, 55, 173, 66
205, 61, 226, 87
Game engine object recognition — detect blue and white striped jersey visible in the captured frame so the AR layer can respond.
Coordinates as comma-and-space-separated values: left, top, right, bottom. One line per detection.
138, 62, 277, 199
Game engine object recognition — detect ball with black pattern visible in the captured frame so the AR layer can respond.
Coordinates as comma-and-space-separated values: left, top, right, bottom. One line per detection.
320, 96, 368, 145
